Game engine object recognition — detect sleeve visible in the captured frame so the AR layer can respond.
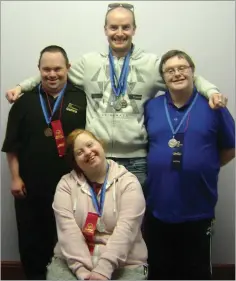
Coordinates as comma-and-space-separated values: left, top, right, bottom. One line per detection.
1, 97, 26, 153
217, 107, 235, 149
53, 178, 93, 274
144, 99, 151, 129
194, 75, 220, 98
67, 56, 85, 88
19, 76, 41, 92
92, 174, 146, 279
153, 56, 167, 94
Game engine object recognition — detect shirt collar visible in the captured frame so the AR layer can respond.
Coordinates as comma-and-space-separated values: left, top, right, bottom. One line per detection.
165, 86, 198, 109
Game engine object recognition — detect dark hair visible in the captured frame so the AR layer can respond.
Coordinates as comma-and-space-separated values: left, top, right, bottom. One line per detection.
66, 129, 105, 175
104, 5, 136, 28
159, 50, 195, 79
38, 45, 69, 67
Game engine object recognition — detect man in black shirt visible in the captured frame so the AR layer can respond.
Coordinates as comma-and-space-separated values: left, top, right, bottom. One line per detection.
2, 45, 87, 280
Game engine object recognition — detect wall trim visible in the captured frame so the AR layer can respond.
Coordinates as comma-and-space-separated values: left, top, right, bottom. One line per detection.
1, 261, 235, 280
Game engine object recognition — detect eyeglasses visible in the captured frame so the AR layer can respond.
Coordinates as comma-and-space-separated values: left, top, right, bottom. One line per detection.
163, 65, 191, 76
107, 3, 134, 11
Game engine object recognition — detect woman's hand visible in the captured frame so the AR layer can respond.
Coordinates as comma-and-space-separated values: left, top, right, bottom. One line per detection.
89, 272, 108, 280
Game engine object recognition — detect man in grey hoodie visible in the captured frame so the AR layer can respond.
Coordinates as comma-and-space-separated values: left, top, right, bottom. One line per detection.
5, 3, 227, 189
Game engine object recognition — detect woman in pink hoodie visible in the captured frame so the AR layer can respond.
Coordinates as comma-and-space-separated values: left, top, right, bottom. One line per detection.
47, 129, 148, 280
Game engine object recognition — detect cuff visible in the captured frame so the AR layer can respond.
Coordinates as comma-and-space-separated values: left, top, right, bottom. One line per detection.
207, 89, 220, 98
92, 258, 115, 280
75, 266, 91, 279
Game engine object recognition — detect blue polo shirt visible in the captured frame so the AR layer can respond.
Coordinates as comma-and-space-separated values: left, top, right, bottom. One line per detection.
144, 89, 235, 223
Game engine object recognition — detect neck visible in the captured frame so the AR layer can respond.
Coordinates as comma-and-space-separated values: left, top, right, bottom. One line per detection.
169, 86, 193, 108
84, 161, 108, 184
41, 84, 65, 98
111, 45, 132, 59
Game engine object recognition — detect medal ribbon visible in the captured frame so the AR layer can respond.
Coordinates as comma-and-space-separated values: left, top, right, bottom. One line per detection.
164, 91, 198, 136
89, 164, 109, 217
82, 212, 99, 254
108, 46, 133, 98
38, 83, 67, 125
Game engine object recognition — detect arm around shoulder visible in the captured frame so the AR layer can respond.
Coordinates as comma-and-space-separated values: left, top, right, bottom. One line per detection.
19, 75, 41, 92
194, 75, 219, 98
68, 56, 86, 87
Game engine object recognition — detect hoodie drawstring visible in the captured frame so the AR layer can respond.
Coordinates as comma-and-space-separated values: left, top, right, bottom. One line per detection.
112, 179, 117, 214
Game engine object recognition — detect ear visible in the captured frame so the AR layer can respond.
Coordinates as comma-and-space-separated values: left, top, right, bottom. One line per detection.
67, 63, 71, 70
104, 25, 108, 36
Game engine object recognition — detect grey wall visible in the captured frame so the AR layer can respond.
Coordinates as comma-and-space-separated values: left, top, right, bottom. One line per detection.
1, 1, 235, 263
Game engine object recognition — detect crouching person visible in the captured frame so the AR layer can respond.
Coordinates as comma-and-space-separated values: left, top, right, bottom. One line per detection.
47, 129, 148, 280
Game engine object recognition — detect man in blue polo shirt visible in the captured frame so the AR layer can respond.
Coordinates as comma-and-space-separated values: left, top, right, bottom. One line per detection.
144, 50, 235, 280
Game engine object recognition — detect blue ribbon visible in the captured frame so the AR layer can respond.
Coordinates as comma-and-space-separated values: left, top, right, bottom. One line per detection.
108, 46, 132, 98
38, 83, 67, 125
164, 91, 199, 136
89, 164, 109, 217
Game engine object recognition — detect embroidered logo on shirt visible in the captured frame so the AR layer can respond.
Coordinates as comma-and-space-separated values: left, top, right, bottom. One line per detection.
66, 103, 79, 113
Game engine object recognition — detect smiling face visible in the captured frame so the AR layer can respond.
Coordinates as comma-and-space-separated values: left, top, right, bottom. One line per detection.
73, 132, 106, 173
104, 7, 136, 56
39, 51, 70, 94
162, 56, 194, 93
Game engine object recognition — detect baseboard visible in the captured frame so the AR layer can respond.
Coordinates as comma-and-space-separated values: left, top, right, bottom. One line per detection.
1, 261, 235, 280
1, 261, 25, 280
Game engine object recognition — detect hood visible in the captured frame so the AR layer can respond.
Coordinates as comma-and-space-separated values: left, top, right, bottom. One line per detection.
70, 160, 129, 214
70, 159, 128, 186
100, 44, 144, 60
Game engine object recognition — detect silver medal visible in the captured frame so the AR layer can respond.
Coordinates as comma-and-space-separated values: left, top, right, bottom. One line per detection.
121, 99, 128, 108
114, 100, 122, 111
168, 138, 178, 148
97, 218, 105, 233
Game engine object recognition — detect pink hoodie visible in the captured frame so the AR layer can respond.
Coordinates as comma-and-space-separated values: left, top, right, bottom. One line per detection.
52, 160, 148, 279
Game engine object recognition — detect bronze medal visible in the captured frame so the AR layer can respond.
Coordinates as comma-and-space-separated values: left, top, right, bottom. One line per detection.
44, 127, 53, 137
121, 99, 128, 108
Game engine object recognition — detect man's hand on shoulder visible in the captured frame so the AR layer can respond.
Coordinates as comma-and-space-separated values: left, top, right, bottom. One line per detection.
209, 93, 228, 109
6, 85, 22, 103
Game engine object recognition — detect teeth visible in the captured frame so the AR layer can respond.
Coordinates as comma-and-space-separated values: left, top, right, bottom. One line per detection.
89, 156, 95, 162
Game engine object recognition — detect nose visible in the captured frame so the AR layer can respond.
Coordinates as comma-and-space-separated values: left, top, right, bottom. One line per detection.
48, 70, 56, 77
116, 27, 123, 36
84, 147, 91, 156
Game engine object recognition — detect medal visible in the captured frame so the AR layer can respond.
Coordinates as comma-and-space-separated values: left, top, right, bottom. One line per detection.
168, 138, 178, 148
44, 127, 53, 137
121, 98, 128, 108
109, 45, 132, 112
97, 218, 105, 233
164, 92, 199, 149
114, 100, 122, 111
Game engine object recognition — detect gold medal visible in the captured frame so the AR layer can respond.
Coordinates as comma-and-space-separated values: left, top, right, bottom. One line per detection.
168, 138, 178, 148
44, 127, 53, 137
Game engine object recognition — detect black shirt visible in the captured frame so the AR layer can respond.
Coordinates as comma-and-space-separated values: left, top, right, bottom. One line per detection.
2, 81, 86, 197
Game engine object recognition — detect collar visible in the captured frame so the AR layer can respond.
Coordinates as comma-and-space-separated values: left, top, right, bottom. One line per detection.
165, 86, 198, 109
38, 81, 69, 98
